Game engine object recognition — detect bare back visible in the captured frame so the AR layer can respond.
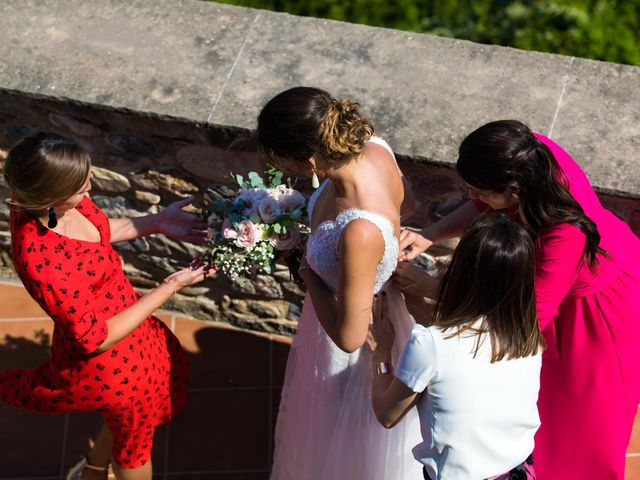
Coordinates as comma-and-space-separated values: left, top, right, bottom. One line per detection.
309, 137, 404, 237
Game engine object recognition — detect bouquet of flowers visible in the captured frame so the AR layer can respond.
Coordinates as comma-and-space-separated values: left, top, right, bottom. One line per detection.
203, 167, 309, 280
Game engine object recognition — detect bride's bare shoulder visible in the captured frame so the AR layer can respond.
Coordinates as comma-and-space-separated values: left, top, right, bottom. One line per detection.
360, 147, 403, 210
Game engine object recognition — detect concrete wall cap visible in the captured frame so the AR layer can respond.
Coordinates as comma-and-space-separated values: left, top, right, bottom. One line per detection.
0, 0, 638, 197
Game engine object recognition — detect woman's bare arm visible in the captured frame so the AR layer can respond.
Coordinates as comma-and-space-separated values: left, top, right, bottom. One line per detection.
300, 219, 384, 353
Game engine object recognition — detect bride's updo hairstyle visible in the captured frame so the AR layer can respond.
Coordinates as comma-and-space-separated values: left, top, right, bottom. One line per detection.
257, 86, 373, 169
4, 132, 91, 211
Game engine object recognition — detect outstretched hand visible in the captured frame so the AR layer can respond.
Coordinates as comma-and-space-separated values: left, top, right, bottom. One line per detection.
157, 197, 209, 244
163, 257, 217, 293
398, 228, 432, 262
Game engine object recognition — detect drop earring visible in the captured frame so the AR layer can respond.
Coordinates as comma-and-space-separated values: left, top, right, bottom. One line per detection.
311, 170, 320, 189
47, 207, 58, 229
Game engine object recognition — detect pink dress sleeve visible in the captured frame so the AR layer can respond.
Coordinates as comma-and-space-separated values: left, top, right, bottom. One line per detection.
535, 224, 585, 358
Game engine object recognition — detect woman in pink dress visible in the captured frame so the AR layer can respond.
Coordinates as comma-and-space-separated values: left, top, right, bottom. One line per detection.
399, 120, 640, 479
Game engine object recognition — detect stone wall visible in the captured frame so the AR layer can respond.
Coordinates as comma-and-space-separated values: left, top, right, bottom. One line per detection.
0, 0, 638, 335
0, 91, 292, 333
1, 90, 637, 335
0, 90, 458, 335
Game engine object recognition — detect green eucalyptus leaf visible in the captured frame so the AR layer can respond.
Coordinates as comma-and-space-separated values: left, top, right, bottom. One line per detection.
248, 171, 264, 188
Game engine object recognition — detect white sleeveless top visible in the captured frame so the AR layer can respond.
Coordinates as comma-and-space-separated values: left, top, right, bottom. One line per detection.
305, 137, 399, 294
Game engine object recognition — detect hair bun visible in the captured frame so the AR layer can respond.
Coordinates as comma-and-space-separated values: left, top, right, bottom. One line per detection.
319, 97, 373, 166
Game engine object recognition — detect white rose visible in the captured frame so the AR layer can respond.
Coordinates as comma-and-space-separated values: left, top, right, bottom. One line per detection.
221, 218, 237, 240
263, 185, 280, 198
257, 197, 283, 223
278, 189, 306, 211
238, 188, 268, 206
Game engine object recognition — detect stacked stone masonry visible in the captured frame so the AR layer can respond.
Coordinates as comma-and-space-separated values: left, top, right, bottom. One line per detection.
0, 91, 637, 335
0, 0, 638, 335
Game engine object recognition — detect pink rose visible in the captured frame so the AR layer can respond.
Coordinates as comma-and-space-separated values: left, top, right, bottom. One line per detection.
221, 218, 237, 240
236, 219, 259, 249
273, 228, 301, 251
257, 197, 283, 223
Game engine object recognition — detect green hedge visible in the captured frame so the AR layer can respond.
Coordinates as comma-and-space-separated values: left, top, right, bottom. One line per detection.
211, 0, 640, 66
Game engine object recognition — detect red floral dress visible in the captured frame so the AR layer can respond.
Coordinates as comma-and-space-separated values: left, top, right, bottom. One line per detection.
0, 196, 189, 468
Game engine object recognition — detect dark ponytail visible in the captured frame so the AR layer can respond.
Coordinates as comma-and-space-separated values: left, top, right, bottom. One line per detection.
457, 120, 603, 268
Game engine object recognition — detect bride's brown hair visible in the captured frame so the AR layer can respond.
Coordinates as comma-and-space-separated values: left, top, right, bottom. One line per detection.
257, 86, 373, 169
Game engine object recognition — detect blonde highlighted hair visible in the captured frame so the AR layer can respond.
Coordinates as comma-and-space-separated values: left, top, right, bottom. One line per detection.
319, 98, 373, 167
257, 86, 373, 169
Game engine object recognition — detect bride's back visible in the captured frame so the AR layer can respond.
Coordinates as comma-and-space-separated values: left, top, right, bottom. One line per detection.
259, 87, 425, 480
309, 137, 404, 237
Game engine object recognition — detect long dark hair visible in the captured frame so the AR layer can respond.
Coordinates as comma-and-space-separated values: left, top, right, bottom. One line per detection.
256, 86, 373, 169
457, 120, 603, 268
434, 213, 544, 362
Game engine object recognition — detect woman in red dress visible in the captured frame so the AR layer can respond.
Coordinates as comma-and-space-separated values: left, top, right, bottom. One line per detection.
1, 133, 214, 480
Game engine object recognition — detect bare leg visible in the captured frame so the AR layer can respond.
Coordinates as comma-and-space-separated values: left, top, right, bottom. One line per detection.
79, 423, 111, 480
88, 423, 113, 466
112, 459, 152, 480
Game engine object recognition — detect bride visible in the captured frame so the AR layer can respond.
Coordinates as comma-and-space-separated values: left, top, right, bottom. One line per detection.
257, 87, 423, 480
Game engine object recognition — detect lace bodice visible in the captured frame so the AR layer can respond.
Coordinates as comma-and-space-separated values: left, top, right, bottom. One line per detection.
305, 137, 400, 294
271, 137, 423, 480
306, 189, 399, 294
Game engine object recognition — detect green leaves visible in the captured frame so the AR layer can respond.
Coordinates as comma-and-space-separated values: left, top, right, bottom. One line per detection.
203, 166, 309, 280
264, 166, 284, 188
234, 169, 279, 188
210, 0, 640, 66
248, 171, 265, 188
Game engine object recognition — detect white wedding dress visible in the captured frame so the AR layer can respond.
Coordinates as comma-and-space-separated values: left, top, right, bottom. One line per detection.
270, 138, 423, 480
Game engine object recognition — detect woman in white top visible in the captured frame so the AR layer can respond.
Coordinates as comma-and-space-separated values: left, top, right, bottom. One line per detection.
369, 213, 544, 480
257, 86, 423, 479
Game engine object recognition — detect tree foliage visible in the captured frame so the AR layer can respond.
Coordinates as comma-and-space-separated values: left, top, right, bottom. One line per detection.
211, 0, 640, 66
